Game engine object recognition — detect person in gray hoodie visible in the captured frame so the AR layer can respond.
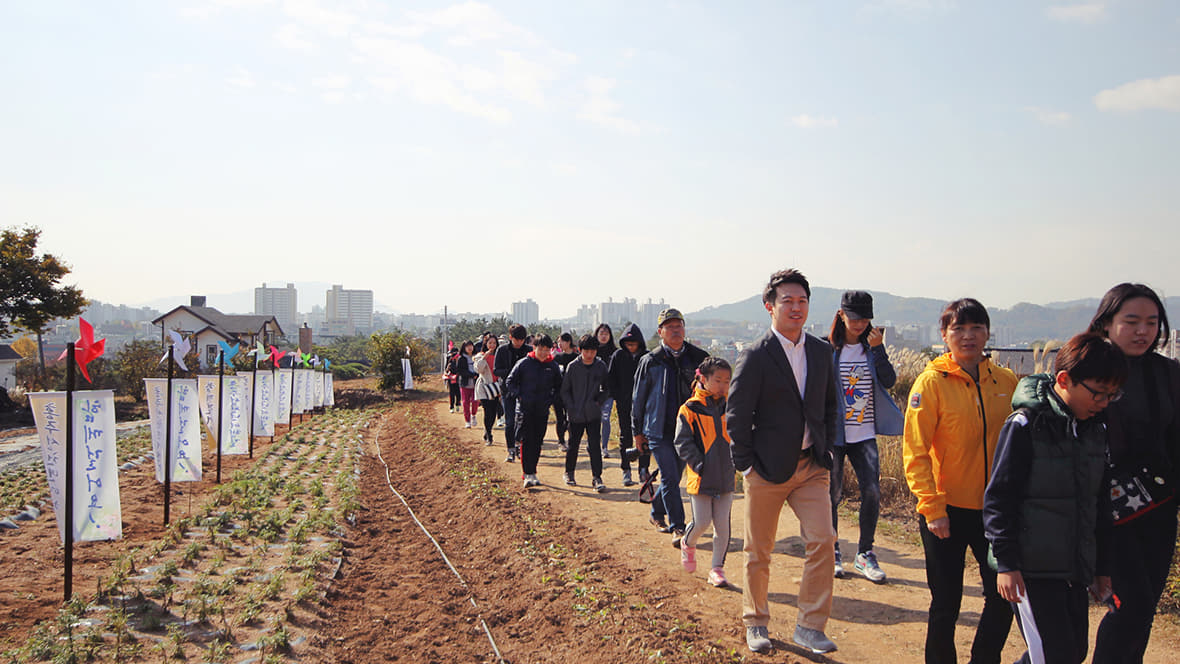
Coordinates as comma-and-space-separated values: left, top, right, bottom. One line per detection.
561, 334, 609, 492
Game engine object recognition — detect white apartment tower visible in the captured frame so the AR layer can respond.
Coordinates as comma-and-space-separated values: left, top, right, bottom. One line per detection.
511, 299, 539, 326
254, 282, 298, 335
326, 284, 374, 336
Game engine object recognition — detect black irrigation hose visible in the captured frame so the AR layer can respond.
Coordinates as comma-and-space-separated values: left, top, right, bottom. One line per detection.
367, 430, 506, 664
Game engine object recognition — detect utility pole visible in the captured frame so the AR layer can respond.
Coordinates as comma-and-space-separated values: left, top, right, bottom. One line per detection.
441, 305, 449, 373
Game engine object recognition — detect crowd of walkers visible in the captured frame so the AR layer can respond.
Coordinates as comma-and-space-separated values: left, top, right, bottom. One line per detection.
442, 270, 1178, 663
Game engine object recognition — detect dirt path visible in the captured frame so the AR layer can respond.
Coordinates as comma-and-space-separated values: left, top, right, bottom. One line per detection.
332, 386, 1180, 662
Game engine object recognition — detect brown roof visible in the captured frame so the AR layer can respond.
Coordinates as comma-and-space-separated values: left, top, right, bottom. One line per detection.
152, 305, 284, 339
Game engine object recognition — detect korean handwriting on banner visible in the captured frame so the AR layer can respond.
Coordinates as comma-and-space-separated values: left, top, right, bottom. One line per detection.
79, 398, 104, 526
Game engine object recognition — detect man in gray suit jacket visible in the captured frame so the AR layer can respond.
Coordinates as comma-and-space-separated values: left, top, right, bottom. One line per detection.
727, 269, 840, 655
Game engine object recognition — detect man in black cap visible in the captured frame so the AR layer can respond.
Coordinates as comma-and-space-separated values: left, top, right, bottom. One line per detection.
632, 307, 709, 543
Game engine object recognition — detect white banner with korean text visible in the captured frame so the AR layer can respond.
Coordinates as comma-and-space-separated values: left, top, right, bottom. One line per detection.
275, 368, 293, 424
313, 370, 324, 408
325, 373, 334, 406
253, 372, 275, 436
197, 375, 251, 454
28, 391, 122, 544
144, 378, 203, 483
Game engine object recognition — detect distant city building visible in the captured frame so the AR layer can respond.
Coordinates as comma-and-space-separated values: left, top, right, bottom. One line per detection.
575, 304, 598, 332
599, 297, 637, 328
637, 298, 667, 333
254, 282, 298, 336
82, 300, 160, 326
511, 299, 539, 326
325, 284, 374, 336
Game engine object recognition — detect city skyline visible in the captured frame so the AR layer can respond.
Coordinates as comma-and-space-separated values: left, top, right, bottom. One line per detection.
3, 2, 1177, 317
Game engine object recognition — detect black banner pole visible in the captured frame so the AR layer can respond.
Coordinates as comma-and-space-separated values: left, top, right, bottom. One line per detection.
63, 342, 75, 603
216, 350, 224, 484
164, 350, 174, 527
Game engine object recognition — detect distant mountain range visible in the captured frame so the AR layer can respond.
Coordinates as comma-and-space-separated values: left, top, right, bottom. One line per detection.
686, 288, 1180, 344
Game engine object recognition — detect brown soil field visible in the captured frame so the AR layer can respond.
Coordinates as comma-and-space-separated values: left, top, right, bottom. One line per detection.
1, 376, 1178, 663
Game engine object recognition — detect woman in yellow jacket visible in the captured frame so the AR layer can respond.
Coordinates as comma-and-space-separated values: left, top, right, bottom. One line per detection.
904, 298, 1018, 664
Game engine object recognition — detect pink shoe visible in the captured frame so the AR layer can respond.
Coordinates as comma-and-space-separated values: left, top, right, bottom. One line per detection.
708, 567, 728, 587
681, 545, 696, 572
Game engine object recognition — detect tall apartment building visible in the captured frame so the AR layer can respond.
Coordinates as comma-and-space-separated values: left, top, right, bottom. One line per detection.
599, 297, 637, 328
575, 304, 599, 332
637, 298, 667, 333
511, 299, 539, 326
326, 284, 374, 336
254, 282, 298, 336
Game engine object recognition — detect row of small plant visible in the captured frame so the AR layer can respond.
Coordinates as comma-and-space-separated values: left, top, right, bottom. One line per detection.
4, 407, 369, 663
0, 426, 154, 512
405, 408, 742, 663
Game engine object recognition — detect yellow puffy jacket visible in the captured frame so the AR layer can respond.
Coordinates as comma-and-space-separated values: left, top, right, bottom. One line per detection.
903, 353, 1017, 522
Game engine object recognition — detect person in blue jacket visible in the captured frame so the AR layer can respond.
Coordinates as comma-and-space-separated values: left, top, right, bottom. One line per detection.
826, 291, 903, 583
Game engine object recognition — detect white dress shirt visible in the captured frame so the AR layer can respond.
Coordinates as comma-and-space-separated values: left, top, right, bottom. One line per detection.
772, 327, 813, 450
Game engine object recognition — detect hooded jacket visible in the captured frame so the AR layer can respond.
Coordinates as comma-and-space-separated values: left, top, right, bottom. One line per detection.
674, 386, 736, 495
983, 374, 1111, 583
505, 351, 562, 406
560, 357, 608, 424
903, 353, 1018, 521
607, 323, 646, 403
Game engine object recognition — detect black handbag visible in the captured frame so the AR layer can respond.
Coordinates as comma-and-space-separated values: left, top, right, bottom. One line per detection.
1108, 358, 1177, 524
1109, 466, 1174, 525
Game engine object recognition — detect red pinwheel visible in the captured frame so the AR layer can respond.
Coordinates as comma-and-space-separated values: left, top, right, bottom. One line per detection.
56, 318, 106, 383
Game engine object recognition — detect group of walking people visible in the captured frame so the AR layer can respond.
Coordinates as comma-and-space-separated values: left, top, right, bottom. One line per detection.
445, 271, 1178, 663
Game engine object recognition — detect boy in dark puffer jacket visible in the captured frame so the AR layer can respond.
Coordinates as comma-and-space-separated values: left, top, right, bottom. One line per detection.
506, 334, 562, 488
984, 333, 1126, 664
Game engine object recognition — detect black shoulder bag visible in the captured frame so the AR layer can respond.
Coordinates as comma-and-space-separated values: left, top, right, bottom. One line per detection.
1108, 358, 1177, 525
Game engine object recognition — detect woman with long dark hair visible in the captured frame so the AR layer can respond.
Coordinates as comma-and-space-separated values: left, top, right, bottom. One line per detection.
1089, 283, 1179, 663
474, 335, 501, 445
595, 323, 619, 459
826, 291, 903, 584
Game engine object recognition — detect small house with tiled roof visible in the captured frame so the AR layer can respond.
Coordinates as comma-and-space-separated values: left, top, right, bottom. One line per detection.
0, 344, 22, 389
153, 296, 284, 369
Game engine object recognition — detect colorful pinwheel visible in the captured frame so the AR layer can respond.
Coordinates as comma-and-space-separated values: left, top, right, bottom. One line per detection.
56, 318, 106, 383
160, 330, 191, 372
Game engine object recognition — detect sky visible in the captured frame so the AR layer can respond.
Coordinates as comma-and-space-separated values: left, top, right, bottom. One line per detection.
1, 0, 1178, 319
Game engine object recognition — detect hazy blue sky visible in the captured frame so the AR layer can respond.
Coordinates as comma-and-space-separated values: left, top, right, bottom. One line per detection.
2, 1, 1177, 319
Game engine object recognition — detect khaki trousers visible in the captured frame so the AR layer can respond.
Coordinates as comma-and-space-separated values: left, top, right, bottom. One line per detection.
742, 455, 836, 631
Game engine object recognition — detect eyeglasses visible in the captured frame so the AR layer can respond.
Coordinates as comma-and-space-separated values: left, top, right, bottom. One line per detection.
1078, 381, 1124, 404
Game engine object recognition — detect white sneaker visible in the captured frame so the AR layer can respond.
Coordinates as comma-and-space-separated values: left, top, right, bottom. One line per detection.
854, 551, 887, 583
463, 419, 472, 428
834, 549, 845, 579
523, 474, 541, 488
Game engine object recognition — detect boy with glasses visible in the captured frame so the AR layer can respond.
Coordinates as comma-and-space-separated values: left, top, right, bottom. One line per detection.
984, 333, 1127, 664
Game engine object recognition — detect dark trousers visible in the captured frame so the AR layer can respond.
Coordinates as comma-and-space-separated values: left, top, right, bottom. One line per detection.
553, 398, 569, 444
615, 400, 650, 472
480, 399, 498, 439
448, 381, 460, 408
649, 437, 686, 530
501, 393, 518, 452
919, 506, 1013, 664
516, 402, 549, 475
830, 438, 881, 554
1093, 501, 1179, 663
1011, 578, 1089, 664
564, 421, 602, 478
